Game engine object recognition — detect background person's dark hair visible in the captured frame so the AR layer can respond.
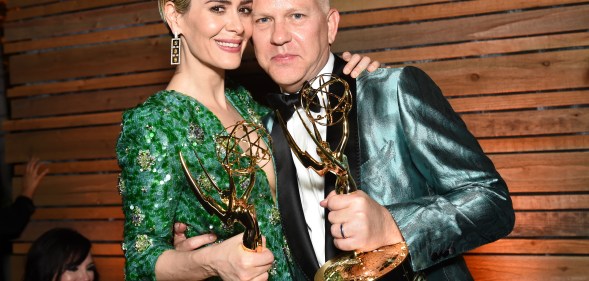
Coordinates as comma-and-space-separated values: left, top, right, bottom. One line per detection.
22, 228, 99, 281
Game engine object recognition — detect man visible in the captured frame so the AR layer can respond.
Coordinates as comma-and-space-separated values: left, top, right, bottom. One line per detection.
250, 0, 515, 280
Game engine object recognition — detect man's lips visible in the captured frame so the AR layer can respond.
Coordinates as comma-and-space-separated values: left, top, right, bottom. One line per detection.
271, 54, 297, 62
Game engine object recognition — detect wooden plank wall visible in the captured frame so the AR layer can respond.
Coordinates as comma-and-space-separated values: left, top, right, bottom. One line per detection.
2, 0, 588, 280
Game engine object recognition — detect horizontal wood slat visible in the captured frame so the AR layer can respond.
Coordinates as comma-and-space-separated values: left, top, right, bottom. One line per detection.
338, 0, 589, 28
463, 108, 589, 138
13, 159, 120, 175
333, 5, 589, 53
18, 221, 123, 241
368, 32, 589, 65
4, 125, 119, 163
6, 0, 143, 22
491, 152, 589, 193
4, 2, 159, 42
31, 206, 124, 220
12, 174, 120, 206
7, 0, 57, 9
449, 90, 589, 113
332, 0, 447, 13
7, 70, 173, 98
511, 195, 589, 211
9, 37, 170, 85
2, 112, 122, 132
511, 211, 589, 237
13, 242, 124, 256
479, 135, 589, 154
465, 255, 589, 281
470, 238, 589, 255
10, 85, 161, 119
4, 23, 167, 54
419, 49, 589, 97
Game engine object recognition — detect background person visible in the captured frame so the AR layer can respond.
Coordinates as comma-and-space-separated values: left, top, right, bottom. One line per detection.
22, 228, 98, 281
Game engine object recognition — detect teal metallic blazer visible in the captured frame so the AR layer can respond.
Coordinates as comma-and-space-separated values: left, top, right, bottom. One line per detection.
266, 57, 515, 280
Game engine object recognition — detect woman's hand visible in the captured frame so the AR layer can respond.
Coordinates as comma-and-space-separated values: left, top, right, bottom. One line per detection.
172, 223, 273, 281
205, 233, 273, 281
341, 51, 381, 78
21, 157, 49, 199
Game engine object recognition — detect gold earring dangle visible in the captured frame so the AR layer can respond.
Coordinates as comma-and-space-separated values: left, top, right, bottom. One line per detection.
171, 32, 181, 65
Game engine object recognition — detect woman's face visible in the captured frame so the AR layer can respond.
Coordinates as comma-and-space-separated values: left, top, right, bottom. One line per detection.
58, 253, 96, 281
177, 0, 253, 70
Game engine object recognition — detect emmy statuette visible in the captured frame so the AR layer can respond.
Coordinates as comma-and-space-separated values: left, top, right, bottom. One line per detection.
179, 120, 272, 251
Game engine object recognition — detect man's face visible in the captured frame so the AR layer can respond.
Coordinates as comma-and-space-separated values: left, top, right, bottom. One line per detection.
252, 0, 338, 93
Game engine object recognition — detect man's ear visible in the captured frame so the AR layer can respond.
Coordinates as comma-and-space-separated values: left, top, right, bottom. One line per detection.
326, 8, 340, 45
164, 1, 182, 35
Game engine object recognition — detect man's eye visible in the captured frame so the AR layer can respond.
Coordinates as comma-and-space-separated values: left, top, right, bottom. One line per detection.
292, 13, 304, 19
255, 17, 270, 23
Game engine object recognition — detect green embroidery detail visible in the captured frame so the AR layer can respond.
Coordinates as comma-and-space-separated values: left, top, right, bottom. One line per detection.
131, 206, 145, 226
137, 150, 155, 171
117, 175, 125, 195
269, 207, 281, 225
188, 123, 205, 142
134, 234, 151, 253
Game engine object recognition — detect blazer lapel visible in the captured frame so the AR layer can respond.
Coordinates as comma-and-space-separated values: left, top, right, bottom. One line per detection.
270, 111, 319, 280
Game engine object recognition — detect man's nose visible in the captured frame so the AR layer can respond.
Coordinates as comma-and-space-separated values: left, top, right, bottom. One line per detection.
271, 21, 291, 45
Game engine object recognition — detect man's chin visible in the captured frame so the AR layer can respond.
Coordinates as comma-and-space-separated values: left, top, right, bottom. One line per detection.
268, 68, 305, 90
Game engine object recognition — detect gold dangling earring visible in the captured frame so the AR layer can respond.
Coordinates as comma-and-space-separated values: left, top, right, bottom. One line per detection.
171, 32, 181, 65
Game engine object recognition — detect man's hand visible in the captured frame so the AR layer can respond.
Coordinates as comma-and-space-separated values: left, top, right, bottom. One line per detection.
320, 190, 404, 252
341, 51, 381, 78
21, 157, 49, 199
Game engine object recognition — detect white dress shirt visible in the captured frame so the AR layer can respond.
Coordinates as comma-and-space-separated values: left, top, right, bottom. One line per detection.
285, 53, 335, 265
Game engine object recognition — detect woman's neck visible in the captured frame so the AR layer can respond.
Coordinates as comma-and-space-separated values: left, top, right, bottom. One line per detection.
167, 61, 229, 110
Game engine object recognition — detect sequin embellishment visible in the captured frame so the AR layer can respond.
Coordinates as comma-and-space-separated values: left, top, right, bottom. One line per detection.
134, 235, 151, 253
117, 175, 126, 195
269, 207, 281, 225
188, 123, 205, 142
131, 207, 145, 226
137, 150, 155, 171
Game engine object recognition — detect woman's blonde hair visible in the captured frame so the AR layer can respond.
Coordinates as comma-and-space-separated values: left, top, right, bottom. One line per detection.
158, 0, 191, 23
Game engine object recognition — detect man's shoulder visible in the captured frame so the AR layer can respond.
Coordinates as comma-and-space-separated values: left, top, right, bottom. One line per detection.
357, 65, 425, 81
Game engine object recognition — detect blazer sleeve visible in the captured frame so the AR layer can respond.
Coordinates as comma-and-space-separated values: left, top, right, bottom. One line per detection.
116, 106, 182, 280
385, 67, 515, 271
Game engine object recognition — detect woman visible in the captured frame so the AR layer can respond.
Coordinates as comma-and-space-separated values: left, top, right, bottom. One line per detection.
23, 228, 98, 281
116, 0, 377, 279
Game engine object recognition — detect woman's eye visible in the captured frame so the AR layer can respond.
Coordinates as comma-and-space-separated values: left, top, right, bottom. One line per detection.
66, 265, 79, 272
211, 6, 225, 13
239, 6, 252, 15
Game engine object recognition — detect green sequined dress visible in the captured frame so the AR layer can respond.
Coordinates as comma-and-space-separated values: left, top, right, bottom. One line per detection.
116, 83, 293, 280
